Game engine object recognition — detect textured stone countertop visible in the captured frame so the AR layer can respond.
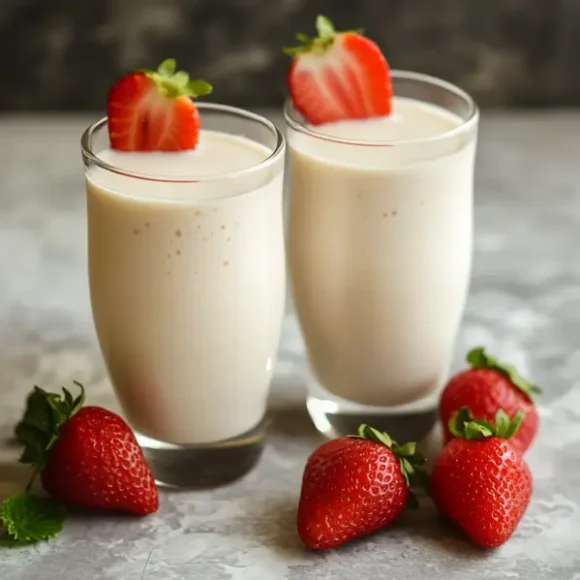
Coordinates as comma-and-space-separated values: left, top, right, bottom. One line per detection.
1, 111, 579, 579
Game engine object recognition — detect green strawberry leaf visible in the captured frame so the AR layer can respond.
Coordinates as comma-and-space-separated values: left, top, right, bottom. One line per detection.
0, 493, 64, 543
316, 14, 336, 39
466, 347, 541, 402
449, 407, 524, 440
397, 441, 417, 457
449, 407, 473, 438
283, 14, 363, 56
157, 58, 177, 77
504, 409, 525, 439
354, 424, 428, 491
14, 382, 85, 473
494, 409, 511, 438
464, 421, 493, 439
142, 59, 213, 99
357, 423, 393, 448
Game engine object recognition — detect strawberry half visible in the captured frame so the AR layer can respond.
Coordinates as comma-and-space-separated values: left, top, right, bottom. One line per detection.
284, 15, 393, 125
107, 58, 212, 151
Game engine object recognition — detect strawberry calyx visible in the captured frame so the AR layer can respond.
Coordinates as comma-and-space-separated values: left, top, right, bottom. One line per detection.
467, 347, 541, 402
14, 382, 85, 486
283, 14, 361, 56
355, 424, 426, 488
139, 58, 213, 100
449, 407, 524, 441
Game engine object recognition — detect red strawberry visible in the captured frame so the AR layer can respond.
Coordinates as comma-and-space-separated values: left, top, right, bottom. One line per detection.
284, 15, 392, 125
107, 58, 212, 151
431, 408, 532, 548
297, 424, 425, 550
439, 347, 541, 454
15, 383, 158, 515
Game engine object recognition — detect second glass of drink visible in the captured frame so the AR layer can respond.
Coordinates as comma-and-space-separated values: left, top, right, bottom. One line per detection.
286, 71, 479, 441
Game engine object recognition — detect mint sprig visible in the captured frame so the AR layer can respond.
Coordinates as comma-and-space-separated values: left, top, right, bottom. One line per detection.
0, 493, 64, 544
467, 347, 541, 402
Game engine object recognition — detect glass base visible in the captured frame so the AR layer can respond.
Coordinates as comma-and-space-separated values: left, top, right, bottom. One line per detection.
136, 417, 267, 489
307, 375, 440, 443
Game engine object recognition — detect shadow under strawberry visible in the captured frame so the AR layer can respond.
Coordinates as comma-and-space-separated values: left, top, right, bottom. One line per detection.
397, 501, 488, 557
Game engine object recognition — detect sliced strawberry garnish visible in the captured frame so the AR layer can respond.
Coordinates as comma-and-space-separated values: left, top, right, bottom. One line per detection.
284, 16, 393, 125
106, 58, 212, 151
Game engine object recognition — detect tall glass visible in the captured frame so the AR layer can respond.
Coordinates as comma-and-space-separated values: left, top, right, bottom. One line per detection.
285, 72, 479, 441
81, 104, 286, 488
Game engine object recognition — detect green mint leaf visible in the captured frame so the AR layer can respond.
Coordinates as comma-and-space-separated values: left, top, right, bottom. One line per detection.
157, 58, 176, 77
0, 534, 37, 547
316, 15, 336, 39
296, 32, 310, 43
0, 493, 64, 543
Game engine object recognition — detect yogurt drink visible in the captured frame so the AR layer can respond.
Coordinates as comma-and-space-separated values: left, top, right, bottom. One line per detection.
86, 125, 286, 446
288, 92, 478, 409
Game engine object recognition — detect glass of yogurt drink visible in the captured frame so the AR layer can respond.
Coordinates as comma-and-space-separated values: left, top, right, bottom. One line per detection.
81, 60, 286, 487
284, 17, 479, 440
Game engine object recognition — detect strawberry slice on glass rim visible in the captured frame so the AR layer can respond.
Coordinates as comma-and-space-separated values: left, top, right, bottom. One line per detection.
106, 58, 212, 151
284, 15, 393, 125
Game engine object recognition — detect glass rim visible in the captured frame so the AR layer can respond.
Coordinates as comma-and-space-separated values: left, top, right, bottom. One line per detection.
80, 102, 285, 184
283, 69, 479, 148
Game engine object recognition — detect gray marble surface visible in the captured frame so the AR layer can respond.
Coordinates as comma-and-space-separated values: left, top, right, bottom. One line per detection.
1, 111, 580, 579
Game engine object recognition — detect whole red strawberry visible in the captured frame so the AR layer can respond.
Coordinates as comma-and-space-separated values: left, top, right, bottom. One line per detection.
15, 383, 158, 515
431, 408, 532, 548
284, 15, 393, 125
297, 424, 425, 550
439, 347, 541, 454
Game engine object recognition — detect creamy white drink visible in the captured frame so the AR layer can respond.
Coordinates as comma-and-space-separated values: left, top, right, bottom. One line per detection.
86, 130, 285, 445
288, 96, 477, 407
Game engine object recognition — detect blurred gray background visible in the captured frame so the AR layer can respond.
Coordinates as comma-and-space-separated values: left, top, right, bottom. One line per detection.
3, 0, 579, 111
